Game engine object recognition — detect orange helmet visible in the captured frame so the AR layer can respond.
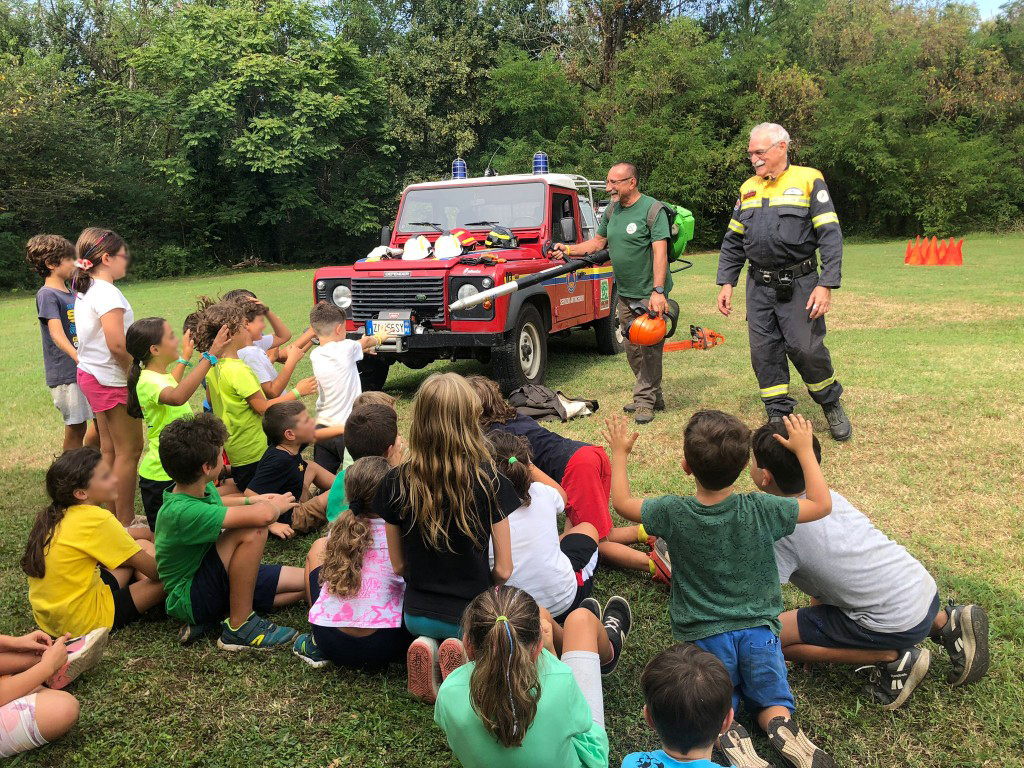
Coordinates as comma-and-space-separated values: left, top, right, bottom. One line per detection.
622, 299, 679, 346
450, 228, 478, 251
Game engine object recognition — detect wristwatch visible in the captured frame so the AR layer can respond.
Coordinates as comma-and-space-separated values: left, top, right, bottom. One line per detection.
653, 286, 665, 295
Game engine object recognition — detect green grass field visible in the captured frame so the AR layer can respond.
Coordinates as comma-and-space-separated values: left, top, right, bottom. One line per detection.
1, 235, 1022, 767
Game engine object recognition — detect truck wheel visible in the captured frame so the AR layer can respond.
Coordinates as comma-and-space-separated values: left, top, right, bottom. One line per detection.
358, 356, 391, 392
594, 285, 625, 355
493, 304, 547, 395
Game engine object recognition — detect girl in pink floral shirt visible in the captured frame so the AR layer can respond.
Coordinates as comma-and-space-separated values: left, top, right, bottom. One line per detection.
294, 456, 412, 669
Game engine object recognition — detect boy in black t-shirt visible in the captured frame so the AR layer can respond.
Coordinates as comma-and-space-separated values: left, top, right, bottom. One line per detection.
245, 402, 335, 537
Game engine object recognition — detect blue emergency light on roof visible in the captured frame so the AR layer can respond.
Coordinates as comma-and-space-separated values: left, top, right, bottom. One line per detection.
452, 158, 468, 179
532, 151, 549, 175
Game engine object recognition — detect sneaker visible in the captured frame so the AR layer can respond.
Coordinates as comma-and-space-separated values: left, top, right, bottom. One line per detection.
292, 632, 330, 669
647, 536, 672, 584
579, 597, 601, 620
178, 622, 213, 645
439, 637, 468, 682
823, 401, 852, 441
633, 406, 655, 425
217, 613, 298, 651
858, 646, 930, 710
600, 596, 632, 675
407, 636, 442, 704
623, 397, 665, 414
719, 722, 771, 768
940, 602, 990, 686
46, 627, 109, 690
766, 716, 838, 768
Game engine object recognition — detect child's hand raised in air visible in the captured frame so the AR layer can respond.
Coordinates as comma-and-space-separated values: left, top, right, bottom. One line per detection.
181, 330, 195, 361
602, 414, 639, 457
773, 414, 815, 456
269, 522, 294, 540
294, 376, 318, 397
285, 343, 306, 364
208, 324, 232, 358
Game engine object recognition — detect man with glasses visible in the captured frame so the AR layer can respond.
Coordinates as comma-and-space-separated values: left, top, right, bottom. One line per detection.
552, 162, 671, 424
716, 123, 852, 441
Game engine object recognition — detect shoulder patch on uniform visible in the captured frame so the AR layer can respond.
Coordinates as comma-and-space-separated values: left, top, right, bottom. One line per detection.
784, 187, 802, 195
742, 190, 757, 200
816, 190, 829, 203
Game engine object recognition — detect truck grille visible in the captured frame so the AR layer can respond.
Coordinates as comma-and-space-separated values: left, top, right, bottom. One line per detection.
350, 277, 446, 325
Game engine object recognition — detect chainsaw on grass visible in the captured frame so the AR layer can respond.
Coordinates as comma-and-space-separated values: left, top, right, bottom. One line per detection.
664, 325, 725, 352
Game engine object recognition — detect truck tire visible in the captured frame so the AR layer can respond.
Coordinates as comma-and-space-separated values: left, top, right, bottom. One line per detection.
493, 304, 547, 395
594, 285, 625, 355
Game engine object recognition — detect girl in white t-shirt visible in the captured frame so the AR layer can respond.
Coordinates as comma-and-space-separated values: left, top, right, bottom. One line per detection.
489, 431, 601, 624
71, 228, 143, 527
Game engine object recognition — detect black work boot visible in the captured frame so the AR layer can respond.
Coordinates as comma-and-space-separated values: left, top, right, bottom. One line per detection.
823, 401, 852, 441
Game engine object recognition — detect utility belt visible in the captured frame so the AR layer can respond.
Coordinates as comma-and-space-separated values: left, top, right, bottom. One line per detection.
752, 257, 817, 302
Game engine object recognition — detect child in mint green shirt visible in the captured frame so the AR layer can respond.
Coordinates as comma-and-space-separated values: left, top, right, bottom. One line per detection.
433, 585, 632, 768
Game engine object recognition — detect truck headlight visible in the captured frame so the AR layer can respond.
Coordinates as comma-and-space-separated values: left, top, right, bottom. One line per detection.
332, 284, 352, 309
457, 284, 479, 302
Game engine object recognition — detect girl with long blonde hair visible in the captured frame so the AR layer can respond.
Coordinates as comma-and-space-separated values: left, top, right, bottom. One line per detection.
433, 586, 632, 768
376, 373, 519, 703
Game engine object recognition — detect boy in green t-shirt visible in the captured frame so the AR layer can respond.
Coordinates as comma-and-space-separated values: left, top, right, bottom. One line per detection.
155, 412, 306, 650
604, 411, 837, 768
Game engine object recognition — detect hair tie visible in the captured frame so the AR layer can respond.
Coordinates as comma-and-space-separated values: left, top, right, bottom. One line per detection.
74, 258, 93, 271
498, 614, 518, 735
495, 615, 508, 624
507, 456, 518, 465
348, 498, 366, 517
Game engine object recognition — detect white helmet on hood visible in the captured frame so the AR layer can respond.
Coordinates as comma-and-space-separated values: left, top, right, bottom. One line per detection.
402, 235, 433, 261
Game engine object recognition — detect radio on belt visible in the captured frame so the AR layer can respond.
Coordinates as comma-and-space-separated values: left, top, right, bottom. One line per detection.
367, 309, 414, 337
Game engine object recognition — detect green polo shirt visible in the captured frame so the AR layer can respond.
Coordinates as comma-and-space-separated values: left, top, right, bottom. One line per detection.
597, 193, 672, 300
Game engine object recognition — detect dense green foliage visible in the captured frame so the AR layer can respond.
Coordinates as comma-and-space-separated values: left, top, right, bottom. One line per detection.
1, 0, 1022, 288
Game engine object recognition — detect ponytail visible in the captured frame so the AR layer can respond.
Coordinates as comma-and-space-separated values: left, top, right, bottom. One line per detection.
22, 448, 103, 578
125, 317, 168, 420
488, 431, 532, 506
462, 586, 542, 747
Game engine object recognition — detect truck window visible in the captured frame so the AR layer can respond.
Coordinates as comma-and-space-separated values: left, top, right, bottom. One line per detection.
579, 198, 596, 241
550, 192, 577, 244
397, 182, 546, 233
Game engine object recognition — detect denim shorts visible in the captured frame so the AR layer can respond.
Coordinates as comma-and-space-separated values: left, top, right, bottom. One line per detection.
189, 546, 281, 625
693, 626, 795, 714
797, 592, 940, 651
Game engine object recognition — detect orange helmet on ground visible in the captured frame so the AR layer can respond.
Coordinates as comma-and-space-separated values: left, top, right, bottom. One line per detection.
622, 299, 680, 346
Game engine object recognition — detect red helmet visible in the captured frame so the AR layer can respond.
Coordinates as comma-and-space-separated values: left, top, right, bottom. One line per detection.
450, 228, 478, 251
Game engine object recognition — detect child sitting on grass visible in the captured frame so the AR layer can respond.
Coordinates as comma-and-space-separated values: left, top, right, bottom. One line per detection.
308, 301, 389, 474
197, 301, 316, 491
23, 448, 165, 638
126, 316, 231, 531
26, 234, 97, 453
750, 421, 990, 709
605, 411, 837, 768
0, 632, 85, 758
467, 375, 669, 583
434, 585, 631, 768
621, 644, 736, 768
375, 373, 518, 703
155, 413, 306, 650
489, 431, 600, 624
325, 403, 405, 523
245, 402, 335, 537
293, 456, 412, 669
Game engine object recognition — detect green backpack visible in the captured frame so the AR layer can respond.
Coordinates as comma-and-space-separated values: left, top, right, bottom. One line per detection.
607, 199, 695, 261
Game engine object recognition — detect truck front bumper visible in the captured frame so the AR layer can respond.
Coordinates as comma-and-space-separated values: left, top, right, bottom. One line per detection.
348, 330, 506, 353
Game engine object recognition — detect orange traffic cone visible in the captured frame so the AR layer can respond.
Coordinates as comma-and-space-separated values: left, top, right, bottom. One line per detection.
924, 236, 940, 265
905, 240, 913, 264
937, 238, 948, 265
908, 235, 923, 265
951, 238, 964, 265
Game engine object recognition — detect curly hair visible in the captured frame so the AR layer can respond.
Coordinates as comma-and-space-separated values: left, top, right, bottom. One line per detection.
466, 375, 517, 428
194, 301, 247, 353
25, 235, 75, 278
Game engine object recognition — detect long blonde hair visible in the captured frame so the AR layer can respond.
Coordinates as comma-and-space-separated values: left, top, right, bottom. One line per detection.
463, 586, 542, 747
398, 373, 497, 551
319, 456, 390, 597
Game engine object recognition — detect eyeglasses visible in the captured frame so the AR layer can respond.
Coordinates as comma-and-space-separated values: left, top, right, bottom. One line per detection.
747, 141, 782, 159
606, 176, 634, 186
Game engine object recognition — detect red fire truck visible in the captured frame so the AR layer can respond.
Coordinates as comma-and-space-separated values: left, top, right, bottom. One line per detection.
312, 168, 622, 393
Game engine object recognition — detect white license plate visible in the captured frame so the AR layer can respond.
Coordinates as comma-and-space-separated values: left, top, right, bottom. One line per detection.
367, 319, 410, 337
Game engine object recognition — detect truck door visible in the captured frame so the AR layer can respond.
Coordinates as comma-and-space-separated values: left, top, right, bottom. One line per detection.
549, 191, 588, 323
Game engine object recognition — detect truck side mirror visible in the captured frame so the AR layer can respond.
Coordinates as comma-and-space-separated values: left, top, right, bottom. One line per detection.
380, 225, 392, 247
559, 217, 578, 244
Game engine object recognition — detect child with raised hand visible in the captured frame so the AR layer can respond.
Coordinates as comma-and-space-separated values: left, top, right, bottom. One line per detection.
71, 227, 143, 527
434, 585, 631, 768
751, 421, 990, 709
293, 456, 412, 669
308, 301, 390, 474
155, 413, 306, 649
375, 372, 519, 703
227, 290, 316, 398
489, 431, 600, 624
0, 632, 80, 758
622, 644, 736, 768
245, 402, 335, 538
127, 317, 231, 531
467, 375, 669, 583
196, 301, 316, 491
23, 448, 166, 638
605, 412, 837, 768
27, 235, 97, 453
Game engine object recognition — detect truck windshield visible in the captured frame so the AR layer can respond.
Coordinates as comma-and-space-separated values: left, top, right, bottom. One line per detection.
397, 181, 546, 233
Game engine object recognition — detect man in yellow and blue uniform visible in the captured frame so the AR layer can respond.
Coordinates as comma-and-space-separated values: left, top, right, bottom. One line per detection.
716, 123, 852, 441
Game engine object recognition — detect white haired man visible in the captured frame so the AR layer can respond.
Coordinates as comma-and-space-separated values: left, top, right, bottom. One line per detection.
716, 123, 852, 441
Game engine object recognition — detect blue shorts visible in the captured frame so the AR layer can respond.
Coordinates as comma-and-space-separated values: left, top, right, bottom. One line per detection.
189, 546, 282, 625
404, 612, 462, 641
797, 592, 940, 651
693, 626, 794, 715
